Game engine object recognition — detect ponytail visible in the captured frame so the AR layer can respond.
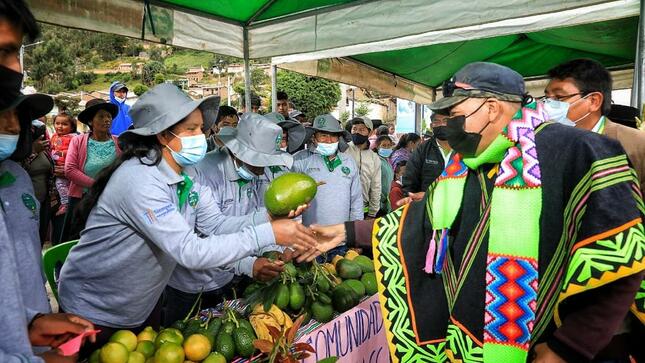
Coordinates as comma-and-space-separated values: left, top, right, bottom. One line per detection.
74, 135, 162, 229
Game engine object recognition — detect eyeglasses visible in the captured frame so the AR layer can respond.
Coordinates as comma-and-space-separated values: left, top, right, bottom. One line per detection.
539, 92, 584, 102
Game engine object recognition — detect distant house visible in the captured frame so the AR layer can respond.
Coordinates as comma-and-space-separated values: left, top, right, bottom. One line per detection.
185, 66, 205, 86
117, 63, 133, 72
173, 78, 189, 90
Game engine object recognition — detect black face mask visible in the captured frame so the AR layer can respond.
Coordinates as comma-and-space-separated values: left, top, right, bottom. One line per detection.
444, 100, 491, 158
351, 133, 369, 145
432, 126, 449, 141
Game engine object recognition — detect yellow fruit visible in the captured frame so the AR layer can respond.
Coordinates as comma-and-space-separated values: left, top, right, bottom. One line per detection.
322, 263, 337, 276
155, 329, 183, 348
250, 304, 294, 342
127, 351, 146, 363
135, 340, 155, 358
110, 330, 138, 352
344, 250, 360, 260
100, 342, 130, 363
154, 342, 185, 363
183, 334, 211, 361
89, 349, 101, 363
331, 255, 343, 267
203, 352, 227, 363
137, 326, 157, 342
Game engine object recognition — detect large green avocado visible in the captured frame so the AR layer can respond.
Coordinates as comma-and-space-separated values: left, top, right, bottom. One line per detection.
264, 173, 318, 216
336, 259, 362, 279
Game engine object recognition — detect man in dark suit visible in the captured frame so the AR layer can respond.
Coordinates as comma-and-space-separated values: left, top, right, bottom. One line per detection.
545, 58, 645, 192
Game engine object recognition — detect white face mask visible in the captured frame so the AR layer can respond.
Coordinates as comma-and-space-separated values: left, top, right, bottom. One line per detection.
315, 142, 339, 156
115, 97, 126, 103
542, 95, 590, 127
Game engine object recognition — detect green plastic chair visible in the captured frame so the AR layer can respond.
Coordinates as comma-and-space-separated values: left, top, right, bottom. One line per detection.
42, 240, 78, 304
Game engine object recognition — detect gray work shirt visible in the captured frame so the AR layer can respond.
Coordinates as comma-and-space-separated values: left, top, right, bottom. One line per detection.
292, 150, 364, 226
58, 154, 275, 328
0, 160, 51, 322
0, 214, 44, 362
169, 151, 274, 293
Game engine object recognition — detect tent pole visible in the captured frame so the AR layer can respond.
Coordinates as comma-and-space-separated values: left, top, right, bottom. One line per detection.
271, 65, 278, 112
243, 28, 252, 112
632, 0, 645, 111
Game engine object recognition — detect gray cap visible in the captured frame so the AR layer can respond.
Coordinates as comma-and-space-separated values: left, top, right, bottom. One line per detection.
349, 116, 373, 130
430, 62, 525, 111
219, 113, 293, 168
122, 83, 220, 139
113, 82, 128, 92
306, 114, 350, 152
289, 110, 304, 119
264, 112, 307, 153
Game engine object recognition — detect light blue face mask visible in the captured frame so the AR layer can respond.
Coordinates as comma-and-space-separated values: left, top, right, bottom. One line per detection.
167, 132, 207, 167
234, 159, 257, 181
378, 148, 393, 158
0, 134, 19, 161
542, 96, 590, 127
315, 142, 338, 156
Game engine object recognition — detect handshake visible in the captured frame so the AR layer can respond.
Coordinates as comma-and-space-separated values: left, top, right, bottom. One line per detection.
267, 204, 348, 263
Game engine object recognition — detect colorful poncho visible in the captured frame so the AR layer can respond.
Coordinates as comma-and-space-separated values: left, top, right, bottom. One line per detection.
372, 103, 645, 362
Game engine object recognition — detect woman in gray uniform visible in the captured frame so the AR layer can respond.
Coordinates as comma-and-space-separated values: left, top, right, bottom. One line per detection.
58, 84, 317, 348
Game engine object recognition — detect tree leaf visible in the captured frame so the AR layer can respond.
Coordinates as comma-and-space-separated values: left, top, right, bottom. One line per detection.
267, 325, 282, 341
293, 342, 316, 353
287, 314, 306, 343
254, 339, 275, 353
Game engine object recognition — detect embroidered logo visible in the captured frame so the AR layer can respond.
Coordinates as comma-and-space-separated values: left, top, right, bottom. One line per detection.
142, 204, 176, 224
341, 166, 350, 175
21, 193, 37, 218
315, 116, 327, 128
188, 191, 199, 207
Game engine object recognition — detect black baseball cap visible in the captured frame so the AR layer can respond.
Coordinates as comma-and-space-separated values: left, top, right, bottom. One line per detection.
430, 62, 525, 110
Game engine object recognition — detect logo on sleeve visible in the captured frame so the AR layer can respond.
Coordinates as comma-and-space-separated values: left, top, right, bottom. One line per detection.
21, 193, 37, 219
188, 191, 199, 208
341, 166, 351, 175
143, 203, 176, 224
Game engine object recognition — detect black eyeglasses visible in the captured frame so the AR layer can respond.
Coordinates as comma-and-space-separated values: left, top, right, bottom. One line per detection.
539, 92, 584, 102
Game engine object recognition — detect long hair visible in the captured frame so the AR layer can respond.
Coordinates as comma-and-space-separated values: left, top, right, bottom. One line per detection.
74, 134, 162, 229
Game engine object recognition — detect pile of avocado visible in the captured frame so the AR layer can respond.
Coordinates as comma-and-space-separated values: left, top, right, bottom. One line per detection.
244, 250, 378, 326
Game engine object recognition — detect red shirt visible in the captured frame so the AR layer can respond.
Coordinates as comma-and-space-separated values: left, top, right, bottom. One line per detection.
50, 133, 75, 167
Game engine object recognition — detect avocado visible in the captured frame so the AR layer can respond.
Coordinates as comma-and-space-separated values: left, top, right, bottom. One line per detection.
233, 327, 256, 358
332, 285, 359, 312
275, 283, 290, 310
317, 292, 332, 305
283, 262, 297, 278
182, 318, 203, 338
204, 317, 222, 346
342, 279, 366, 298
336, 259, 363, 279
238, 319, 256, 338
215, 331, 236, 361
262, 250, 281, 260
361, 272, 378, 295
353, 255, 375, 273
222, 321, 236, 335
311, 301, 334, 323
289, 283, 305, 310
316, 276, 330, 292
264, 173, 318, 216
243, 283, 262, 298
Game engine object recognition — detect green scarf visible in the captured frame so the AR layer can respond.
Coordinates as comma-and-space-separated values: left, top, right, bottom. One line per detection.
427, 102, 546, 362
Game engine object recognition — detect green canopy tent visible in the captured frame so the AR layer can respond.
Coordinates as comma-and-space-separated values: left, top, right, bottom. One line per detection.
26, 0, 643, 108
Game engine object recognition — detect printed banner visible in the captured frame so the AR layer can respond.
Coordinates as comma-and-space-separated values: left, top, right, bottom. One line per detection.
298, 294, 389, 363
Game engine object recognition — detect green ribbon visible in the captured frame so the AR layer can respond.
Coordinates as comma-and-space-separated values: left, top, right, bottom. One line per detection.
176, 172, 193, 210
0, 171, 16, 188
322, 155, 342, 172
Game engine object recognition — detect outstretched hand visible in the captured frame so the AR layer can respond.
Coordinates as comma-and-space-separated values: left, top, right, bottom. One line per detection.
271, 219, 317, 256
310, 224, 346, 253
29, 313, 95, 348
268, 203, 310, 221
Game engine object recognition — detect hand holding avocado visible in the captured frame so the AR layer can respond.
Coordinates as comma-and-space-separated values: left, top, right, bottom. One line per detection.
252, 257, 284, 282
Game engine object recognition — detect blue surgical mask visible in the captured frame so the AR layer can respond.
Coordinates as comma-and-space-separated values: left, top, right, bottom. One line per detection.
542, 96, 590, 127
378, 148, 393, 158
167, 132, 207, 167
0, 134, 19, 161
234, 159, 256, 181
315, 142, 338, 156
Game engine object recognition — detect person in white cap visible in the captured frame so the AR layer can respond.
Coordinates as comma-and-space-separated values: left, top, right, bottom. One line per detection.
163, 112, 294, 325
346, 116, 382, 218
58, 84, 318, 351
292, 114, 363, 258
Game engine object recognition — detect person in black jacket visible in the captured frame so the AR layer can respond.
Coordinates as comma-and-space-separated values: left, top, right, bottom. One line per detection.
401, 111, 452, 203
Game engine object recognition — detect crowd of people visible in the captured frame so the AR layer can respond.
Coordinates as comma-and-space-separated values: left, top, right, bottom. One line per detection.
1, 1, 644, 362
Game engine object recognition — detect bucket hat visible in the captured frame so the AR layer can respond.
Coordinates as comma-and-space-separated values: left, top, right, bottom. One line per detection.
349, 116, 373, 130
264, 112, 306, 153
77, 98, 118, 125
121, 83, 220, 139
306, 114, 350, 152
219, 113, 293, 168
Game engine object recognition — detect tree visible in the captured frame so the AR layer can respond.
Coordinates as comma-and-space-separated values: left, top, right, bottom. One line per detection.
142, 61, 165, 86
28, 37, 75, 94
133, 84, 149, 96
355, 103, 371, 117
54, 95, 81, 116
277, 70, 341, 120
154, 73, 166, 85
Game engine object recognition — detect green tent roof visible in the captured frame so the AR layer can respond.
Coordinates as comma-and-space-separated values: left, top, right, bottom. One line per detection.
351, 16, 638, 88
